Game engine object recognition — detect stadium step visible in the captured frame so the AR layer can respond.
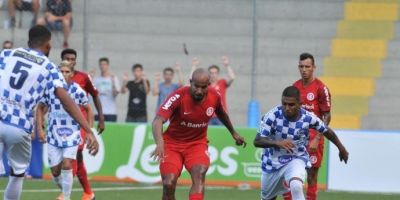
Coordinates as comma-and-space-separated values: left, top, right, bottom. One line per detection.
323, 57, 382, 78
331, 39, 387, 59
344, 1, 398, 21
319, 76, 375, 96
337, 21, 395, 39
331, 96, 369, 116
330, 114, 361, 130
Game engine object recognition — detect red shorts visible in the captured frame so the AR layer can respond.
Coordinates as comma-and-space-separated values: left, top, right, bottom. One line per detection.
307, 129, 325, 168
160, 142, 210, 177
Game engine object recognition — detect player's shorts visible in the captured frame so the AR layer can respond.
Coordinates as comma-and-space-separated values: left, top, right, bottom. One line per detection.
260, 158, 306, 200
160, 142, 210, 177
47, 144, 78, 167
307, 129, 325, 168
0, 121, 31, 175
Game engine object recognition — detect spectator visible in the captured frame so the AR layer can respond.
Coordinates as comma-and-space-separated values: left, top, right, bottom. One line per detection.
93, 57, 120, 122
2, 40, 13, 50
152, 63, 184, 110
7, 0, 40, 27
37, 0, 72, 48
191, 56, 236, 125
121, 64, 150, 123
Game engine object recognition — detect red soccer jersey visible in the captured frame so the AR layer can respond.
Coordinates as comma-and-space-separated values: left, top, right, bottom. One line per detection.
157, 86, 223, 144
71, 70, 99, 97
293, 78, 331, 118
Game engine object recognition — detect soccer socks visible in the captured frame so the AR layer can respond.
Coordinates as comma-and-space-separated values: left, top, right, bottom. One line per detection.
290, 180, 305, 200
189, 193, 203, 200
62, 169, 73, 199
77, 159, 93, 194
306, 184, 317, 200
53, 175, 63, 190
283, 191, 292, 200
4, 176, 24, 200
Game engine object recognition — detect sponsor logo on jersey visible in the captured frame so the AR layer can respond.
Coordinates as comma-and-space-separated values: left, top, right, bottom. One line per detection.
278, 155, 293, 164
206, 107, 214, 116
56, 127, 73, 136
13, 50, 45, 65
302, 104, 315, 111
180, 121, 208, 128
307, 92, 315, 101
162, 94, 180, 110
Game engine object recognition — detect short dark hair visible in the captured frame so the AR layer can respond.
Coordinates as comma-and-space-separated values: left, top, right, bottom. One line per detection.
282, 86, 300, 101
163, 67, 174, 74
99, 57, 109, 64
299, 52, 314, 65
28, 25, 51, 48
208, 65, 220, 72
3, 40, 13, 46
132, 63, 143, 71
61, 48, 77, 59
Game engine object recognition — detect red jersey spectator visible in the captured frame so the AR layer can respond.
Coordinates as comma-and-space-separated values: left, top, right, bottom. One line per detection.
151, 68, 246, 200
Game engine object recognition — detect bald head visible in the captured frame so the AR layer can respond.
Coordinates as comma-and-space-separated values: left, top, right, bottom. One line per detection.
190, 68, 210, 101
191, 68, 210, 83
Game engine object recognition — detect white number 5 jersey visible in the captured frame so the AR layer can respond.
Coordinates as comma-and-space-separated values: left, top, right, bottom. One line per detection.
0, 48, 66, 133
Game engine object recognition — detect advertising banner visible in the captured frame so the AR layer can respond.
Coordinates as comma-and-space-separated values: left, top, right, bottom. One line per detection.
43, 123, 328, 188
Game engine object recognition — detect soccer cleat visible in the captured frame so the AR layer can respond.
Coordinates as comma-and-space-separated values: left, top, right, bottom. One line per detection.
81, 192, 95, 200
56, 193, 64, 200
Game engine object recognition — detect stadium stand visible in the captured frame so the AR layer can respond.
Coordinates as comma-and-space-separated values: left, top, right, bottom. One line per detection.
0, 0, 398, 130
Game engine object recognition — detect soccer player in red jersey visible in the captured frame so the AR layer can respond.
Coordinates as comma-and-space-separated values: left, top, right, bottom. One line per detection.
151, 68, 246, 200
61, 49, 105, 200
283, 53, 332, 200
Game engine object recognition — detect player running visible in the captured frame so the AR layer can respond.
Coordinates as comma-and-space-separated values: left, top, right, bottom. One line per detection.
285, 53, 332, 200
254, 86, 348, 200
61, 48, 103, 200
0, 25, 98, 200
151, 68, 246, 200
35, 60, 94, 200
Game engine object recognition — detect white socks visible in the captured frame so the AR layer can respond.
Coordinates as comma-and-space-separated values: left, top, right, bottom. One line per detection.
61, 169, 73, 199
4, 176, 24, 200
290, 179, 305, 200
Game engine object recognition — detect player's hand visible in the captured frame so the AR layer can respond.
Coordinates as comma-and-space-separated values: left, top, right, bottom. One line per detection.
38, 130, 46, 143
232, 132, 247, 148
151, 143, 165, 162
221, 56, 230, 67
192, 57, 200, 68
97, 120, 105, 134
86, 129, 99, 156
155, 73, 161, 82
308, 136, 319, 153
123, 73, 129, 82
339, 147, 349, 164
142, 72, 147, 80
174, 62, 181, 71
277, 139, 295, 153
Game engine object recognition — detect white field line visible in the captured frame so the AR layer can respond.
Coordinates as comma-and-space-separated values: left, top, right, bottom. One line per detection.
0, 185, 234, 193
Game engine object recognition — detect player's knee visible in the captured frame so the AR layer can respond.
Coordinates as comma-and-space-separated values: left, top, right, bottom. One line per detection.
289, 179, 303, 193
162, 175, 177, 190
189, 165, 208, 180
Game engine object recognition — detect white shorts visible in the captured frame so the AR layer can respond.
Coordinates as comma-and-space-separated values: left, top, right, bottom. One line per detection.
261, 158, 306, 200
0, 121, 31, 175
47, 144, 78, 167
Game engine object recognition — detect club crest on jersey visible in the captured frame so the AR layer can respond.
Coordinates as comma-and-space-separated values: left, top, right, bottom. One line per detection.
206, 107, 214, 116
307, 92, 315, 101
310, 155, 318, 164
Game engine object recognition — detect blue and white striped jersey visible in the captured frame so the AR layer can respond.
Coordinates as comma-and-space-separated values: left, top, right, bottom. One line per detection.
0, 48, 66, 133
41, 82, 88, 148
257, 106, 328, 173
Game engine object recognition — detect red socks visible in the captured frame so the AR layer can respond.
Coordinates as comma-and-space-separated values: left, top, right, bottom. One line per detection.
283, 191, 292, 200
77, 158, 93, 194
189, 193, 203, 200
306, 184, 317, 200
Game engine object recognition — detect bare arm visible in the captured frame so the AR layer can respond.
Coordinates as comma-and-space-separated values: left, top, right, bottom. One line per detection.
151, 115, 166, 161
92, 95, 105, 133
143, 76, 150, 95
111, 75, 120, 98
323, 128, 349, 163
175, 63, 184, 86
215, 106, 246, 147
253, 134, 294, 153
34, 103, 48, 143
189, 57, 200, 80
152, 73, 161, 96
121, 73, 129, 94
83, 104, 94, 128
321, 112, 331, 125
55, 88, 98, 155
221, 56, 236, 86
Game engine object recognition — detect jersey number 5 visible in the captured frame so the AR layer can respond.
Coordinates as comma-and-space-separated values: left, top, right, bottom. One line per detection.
10, 61, 32, 89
